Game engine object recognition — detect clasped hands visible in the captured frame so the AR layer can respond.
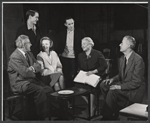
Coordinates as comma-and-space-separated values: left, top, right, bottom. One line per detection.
102, 78, 121, 90
28, 61, 41, 73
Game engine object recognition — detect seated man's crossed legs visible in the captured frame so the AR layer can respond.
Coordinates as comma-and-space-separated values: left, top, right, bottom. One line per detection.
100, 82, 129, 120
25, 81, 53, 120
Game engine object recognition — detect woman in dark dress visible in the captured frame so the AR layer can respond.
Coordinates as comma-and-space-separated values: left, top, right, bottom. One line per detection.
77, 37, 107, 117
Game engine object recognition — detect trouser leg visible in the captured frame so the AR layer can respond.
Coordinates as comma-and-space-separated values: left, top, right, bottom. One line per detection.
60, 57, 76, 88
100, 82, 129, 120
25, 82, 53, 120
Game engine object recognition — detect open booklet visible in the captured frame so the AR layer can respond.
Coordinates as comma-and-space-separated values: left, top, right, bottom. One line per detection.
74, 70, 101, 87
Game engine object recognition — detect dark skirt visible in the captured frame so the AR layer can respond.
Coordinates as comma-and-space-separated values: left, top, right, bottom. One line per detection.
75, 81, 101, 95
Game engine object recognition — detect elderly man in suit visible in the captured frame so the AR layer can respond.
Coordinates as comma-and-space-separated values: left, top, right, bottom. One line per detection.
7, 35, 53, 120
16, 10, 42, 57
100, 35, 146, 120
58, 17, 86, 88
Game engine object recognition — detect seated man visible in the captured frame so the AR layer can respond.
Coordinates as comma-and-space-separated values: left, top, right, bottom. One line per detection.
7, 35, 53, 120
100, 35, 146, 120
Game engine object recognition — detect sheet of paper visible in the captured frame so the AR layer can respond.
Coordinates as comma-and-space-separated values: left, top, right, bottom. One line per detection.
74, 70, 87, 83
86, 74, 100, 87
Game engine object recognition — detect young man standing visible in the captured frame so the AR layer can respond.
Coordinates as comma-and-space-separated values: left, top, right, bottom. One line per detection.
58, 17, 86, 88
16, 10, 42, 57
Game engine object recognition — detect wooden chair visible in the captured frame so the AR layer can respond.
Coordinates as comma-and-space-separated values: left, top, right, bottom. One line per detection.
102, 59, 113, 79
103, 48, 110, 59
3, 72, 26, 121
93, 59, 113, 118
3, 94, 26, 120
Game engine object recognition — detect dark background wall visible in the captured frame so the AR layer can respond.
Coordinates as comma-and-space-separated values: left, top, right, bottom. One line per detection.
3, 3, 148, 92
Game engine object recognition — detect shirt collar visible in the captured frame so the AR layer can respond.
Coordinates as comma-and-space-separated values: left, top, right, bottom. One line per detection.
27, 20, 36, 30
125, 51, 133, 61
67, 28, 74, 33
17, 48, 26, 57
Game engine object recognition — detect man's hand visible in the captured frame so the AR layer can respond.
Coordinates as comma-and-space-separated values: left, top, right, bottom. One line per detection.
33, 62, 41, 72
102, 78, 114, 85
28, 66, 33, 71
109, 85, 121, 90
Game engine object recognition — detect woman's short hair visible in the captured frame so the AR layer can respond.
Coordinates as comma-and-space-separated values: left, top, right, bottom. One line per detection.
26, 10, 38, 19
124, 35, 136, 49
15, 35, 29, 48
40, 36, 53, 52
82, 37, 94, 47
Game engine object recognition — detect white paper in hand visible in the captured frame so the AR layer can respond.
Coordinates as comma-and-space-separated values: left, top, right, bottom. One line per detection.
74, 70, 101, 87
74, 70, 87, 83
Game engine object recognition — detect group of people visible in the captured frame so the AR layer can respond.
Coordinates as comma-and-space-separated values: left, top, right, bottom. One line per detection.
7, 10, 146, 120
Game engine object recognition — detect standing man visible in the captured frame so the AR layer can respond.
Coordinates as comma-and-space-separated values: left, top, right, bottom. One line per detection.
16, 10, 42, 57
58, 17, 86, 88
7, 35, 53, 120
100, 35, 146, 120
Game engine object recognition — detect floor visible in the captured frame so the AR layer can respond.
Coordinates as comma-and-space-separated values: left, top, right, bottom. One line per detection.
3, 70, 148, 121
3, 91, 148, 121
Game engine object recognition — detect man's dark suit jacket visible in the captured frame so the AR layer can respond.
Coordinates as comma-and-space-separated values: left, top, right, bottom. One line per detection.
58, 28, 86, 59
16, 23, 42, 57
113, 51, 145, 103
7, 49, 41, 93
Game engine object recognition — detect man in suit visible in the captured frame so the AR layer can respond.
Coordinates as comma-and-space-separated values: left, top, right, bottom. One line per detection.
100, 35, 145, 120
16, 10, 42, 57
58, 17, 86, 88
7, 35, 53, 120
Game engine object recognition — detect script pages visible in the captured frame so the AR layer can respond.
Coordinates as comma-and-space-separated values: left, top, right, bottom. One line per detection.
74, 70, 101, 87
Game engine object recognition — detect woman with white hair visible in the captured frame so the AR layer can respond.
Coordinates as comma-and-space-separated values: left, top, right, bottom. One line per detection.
77, 37, 107, 117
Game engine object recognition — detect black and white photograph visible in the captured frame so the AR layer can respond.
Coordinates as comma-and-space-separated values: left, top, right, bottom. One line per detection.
2, 2, 148, 121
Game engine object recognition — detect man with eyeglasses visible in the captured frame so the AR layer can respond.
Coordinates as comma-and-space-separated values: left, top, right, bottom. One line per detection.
7, 35, 53, 120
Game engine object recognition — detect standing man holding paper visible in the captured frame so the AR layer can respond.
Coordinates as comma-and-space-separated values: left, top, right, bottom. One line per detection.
76, 37, 107, 117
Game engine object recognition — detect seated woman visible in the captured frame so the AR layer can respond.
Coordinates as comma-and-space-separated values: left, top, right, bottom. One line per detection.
37, 36, 65, 91
76, 37, 107, 117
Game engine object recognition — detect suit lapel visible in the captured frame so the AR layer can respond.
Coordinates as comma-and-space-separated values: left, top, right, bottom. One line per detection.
16, 49, 29, 66
124, 52, 134, 76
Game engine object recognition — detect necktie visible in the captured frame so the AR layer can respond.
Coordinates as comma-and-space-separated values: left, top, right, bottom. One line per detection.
123, 57, 127, 75
25, 53, 30, 65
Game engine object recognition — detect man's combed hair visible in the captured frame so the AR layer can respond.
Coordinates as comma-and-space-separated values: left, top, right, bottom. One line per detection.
15, 35, 29, 48
125, 35, 136, 49
64, 16, 74, 23
26, 10, 38, 19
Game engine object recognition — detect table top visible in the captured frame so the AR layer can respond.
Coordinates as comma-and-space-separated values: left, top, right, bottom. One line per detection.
49, 87, 90, 99
120, 103, 148, 118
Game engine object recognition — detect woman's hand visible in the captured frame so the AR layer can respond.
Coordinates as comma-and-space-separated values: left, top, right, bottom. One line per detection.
86, 69, 97, 76
55, 68, 63, 74
86, 71, 93, 76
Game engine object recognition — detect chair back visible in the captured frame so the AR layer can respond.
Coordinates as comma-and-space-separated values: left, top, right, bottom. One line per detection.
104, 59, 113, 79
103, 48, 110, 59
